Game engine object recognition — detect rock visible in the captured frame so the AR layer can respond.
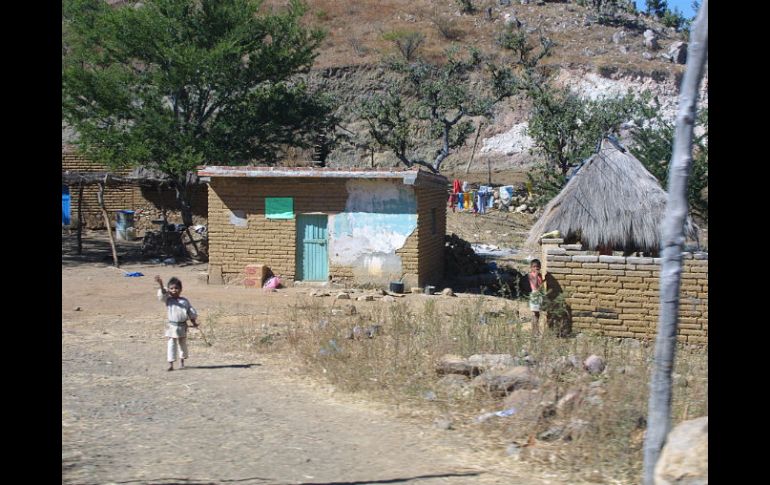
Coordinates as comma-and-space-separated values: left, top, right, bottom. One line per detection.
644, 29, 659, 50
654, 416, 708, 485
667, 41, 688, 64
515, 204, 528, 213
563, 418, 589, 441
642, 52, 654, 60
336, 292, 350, 300
520, 0, 529, 5
506, 443, 521, 458
583, 354, 606, 375
468, 353, 516, 372
504, 13, 521, 28
502, 389, 540, 410
344, 304, 357, 316
619, 45, 629, 54
612, 30, 626, 44
472, 366, 539, 397
441, 288, 455, 297
556, 389, 582, 415
313, 292, 330, 297
382, 295, 395, 303
423, 390, 437, 401
73, 306, 81, 311
436, 374, 472, 399
347, 325, 364, 339
546, 355, 577, 376
365, 325, 382, 338
436, 354, 475, 376
357, 295, 374, 301
537, 425, 564, 441
434, 417, 453, 430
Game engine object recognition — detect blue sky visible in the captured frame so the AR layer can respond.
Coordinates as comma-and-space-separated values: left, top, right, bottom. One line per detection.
634, 0, 698, 18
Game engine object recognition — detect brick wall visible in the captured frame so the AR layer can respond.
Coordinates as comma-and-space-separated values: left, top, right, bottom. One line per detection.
417, 185, 447, 286
207, 178, 348, 283
62, 147, 207, 230
542, 239, 708, 343
207, 177, 447, 287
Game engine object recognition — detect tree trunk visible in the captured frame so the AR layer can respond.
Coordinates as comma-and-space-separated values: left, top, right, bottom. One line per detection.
642, 3, 708, 485
174, 178, 202, 260
465, 123, 483, 174
76, 182, 84, 255
96, 179, 120, 268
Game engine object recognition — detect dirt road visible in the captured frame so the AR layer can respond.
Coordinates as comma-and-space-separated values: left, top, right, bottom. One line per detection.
62, 244, 570, 485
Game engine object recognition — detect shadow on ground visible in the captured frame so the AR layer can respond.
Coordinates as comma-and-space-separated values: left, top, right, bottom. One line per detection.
62, 229, 199, 268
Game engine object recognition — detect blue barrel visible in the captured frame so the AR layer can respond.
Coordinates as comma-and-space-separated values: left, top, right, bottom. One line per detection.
62, 185, 71, 225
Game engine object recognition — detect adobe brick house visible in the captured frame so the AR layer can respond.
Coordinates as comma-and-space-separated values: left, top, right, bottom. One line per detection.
62, 144, 208, 231
198, 166, 448, 288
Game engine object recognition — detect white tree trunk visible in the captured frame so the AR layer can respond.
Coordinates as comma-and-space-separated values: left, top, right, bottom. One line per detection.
642, 2, 708, 484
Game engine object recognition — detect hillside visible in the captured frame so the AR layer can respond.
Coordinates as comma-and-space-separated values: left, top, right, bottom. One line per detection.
267, 0, 707, 179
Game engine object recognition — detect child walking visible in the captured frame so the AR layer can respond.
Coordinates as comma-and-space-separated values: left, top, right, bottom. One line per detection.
528, 259, 545, 337
155, 275, 198, 371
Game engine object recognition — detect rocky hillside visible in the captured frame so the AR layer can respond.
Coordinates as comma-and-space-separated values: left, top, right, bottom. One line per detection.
274, 0, 707, 178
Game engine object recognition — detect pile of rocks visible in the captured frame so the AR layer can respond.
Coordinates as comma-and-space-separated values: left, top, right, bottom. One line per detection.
445, 234, 489, 276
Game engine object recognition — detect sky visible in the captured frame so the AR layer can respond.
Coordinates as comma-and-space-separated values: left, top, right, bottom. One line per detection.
634, 0, 698, 19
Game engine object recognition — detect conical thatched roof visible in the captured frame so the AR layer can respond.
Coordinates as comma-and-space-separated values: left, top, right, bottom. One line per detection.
525, 138, 699, 253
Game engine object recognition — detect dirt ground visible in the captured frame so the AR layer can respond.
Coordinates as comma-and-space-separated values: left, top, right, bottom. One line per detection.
62, 232, 585, 485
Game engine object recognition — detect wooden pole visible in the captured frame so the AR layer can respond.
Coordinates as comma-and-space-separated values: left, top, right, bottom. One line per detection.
97, 177, 120, 268
76, 181, 84, 255
642, 2, 708, 484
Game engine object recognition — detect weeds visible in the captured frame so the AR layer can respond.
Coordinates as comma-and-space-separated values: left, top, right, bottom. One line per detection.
283, 296, 707, 483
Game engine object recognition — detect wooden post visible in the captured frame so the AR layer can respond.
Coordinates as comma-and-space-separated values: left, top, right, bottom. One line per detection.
76, 181, 84, 255
97, 177, 119, 268
643, 2, 708, 484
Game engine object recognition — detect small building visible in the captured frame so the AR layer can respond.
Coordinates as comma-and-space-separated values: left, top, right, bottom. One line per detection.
525, 137, 699, 255
62, 144, 207, 231
198, 166, 448, 288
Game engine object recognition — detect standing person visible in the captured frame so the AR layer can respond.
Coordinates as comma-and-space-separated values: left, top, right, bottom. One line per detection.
155, 275, 198, 371
528, 259, 545, 337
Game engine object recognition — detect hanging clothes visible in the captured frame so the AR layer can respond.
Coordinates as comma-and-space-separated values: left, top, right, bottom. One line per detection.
452, 179, 462, 194
457, 192, 464, 211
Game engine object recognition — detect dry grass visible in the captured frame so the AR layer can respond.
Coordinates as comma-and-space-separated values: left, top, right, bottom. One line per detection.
261, 0, 687, 79
272, 295, 707, 484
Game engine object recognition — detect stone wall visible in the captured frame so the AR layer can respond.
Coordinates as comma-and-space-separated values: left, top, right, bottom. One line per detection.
542, 239, 708, 343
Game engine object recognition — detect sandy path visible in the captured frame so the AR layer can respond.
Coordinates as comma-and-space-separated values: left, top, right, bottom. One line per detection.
62, 259, 559, 485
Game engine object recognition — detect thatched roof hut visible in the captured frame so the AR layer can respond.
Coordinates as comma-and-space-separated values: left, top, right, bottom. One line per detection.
525, 138, 699, 253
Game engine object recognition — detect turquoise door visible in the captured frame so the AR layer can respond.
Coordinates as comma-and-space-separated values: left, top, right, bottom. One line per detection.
296, 214, 328, 281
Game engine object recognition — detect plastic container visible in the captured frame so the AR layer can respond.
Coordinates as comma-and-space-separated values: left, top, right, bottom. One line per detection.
115, 210, 136, 240
115, 210, 135, 230
389, 281, 404, 294
424, 285, 436, 295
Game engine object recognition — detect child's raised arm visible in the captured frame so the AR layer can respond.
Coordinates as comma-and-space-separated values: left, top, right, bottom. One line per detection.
154, 275, 165, 292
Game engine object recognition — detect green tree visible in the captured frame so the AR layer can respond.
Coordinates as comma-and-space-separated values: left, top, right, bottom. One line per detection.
499, 31, 646, 205
62, 0, 337, 226
630, 105, 708, 221
645, 0, 668, 17
357, 48, 518, 173
525, 87, 646, 204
